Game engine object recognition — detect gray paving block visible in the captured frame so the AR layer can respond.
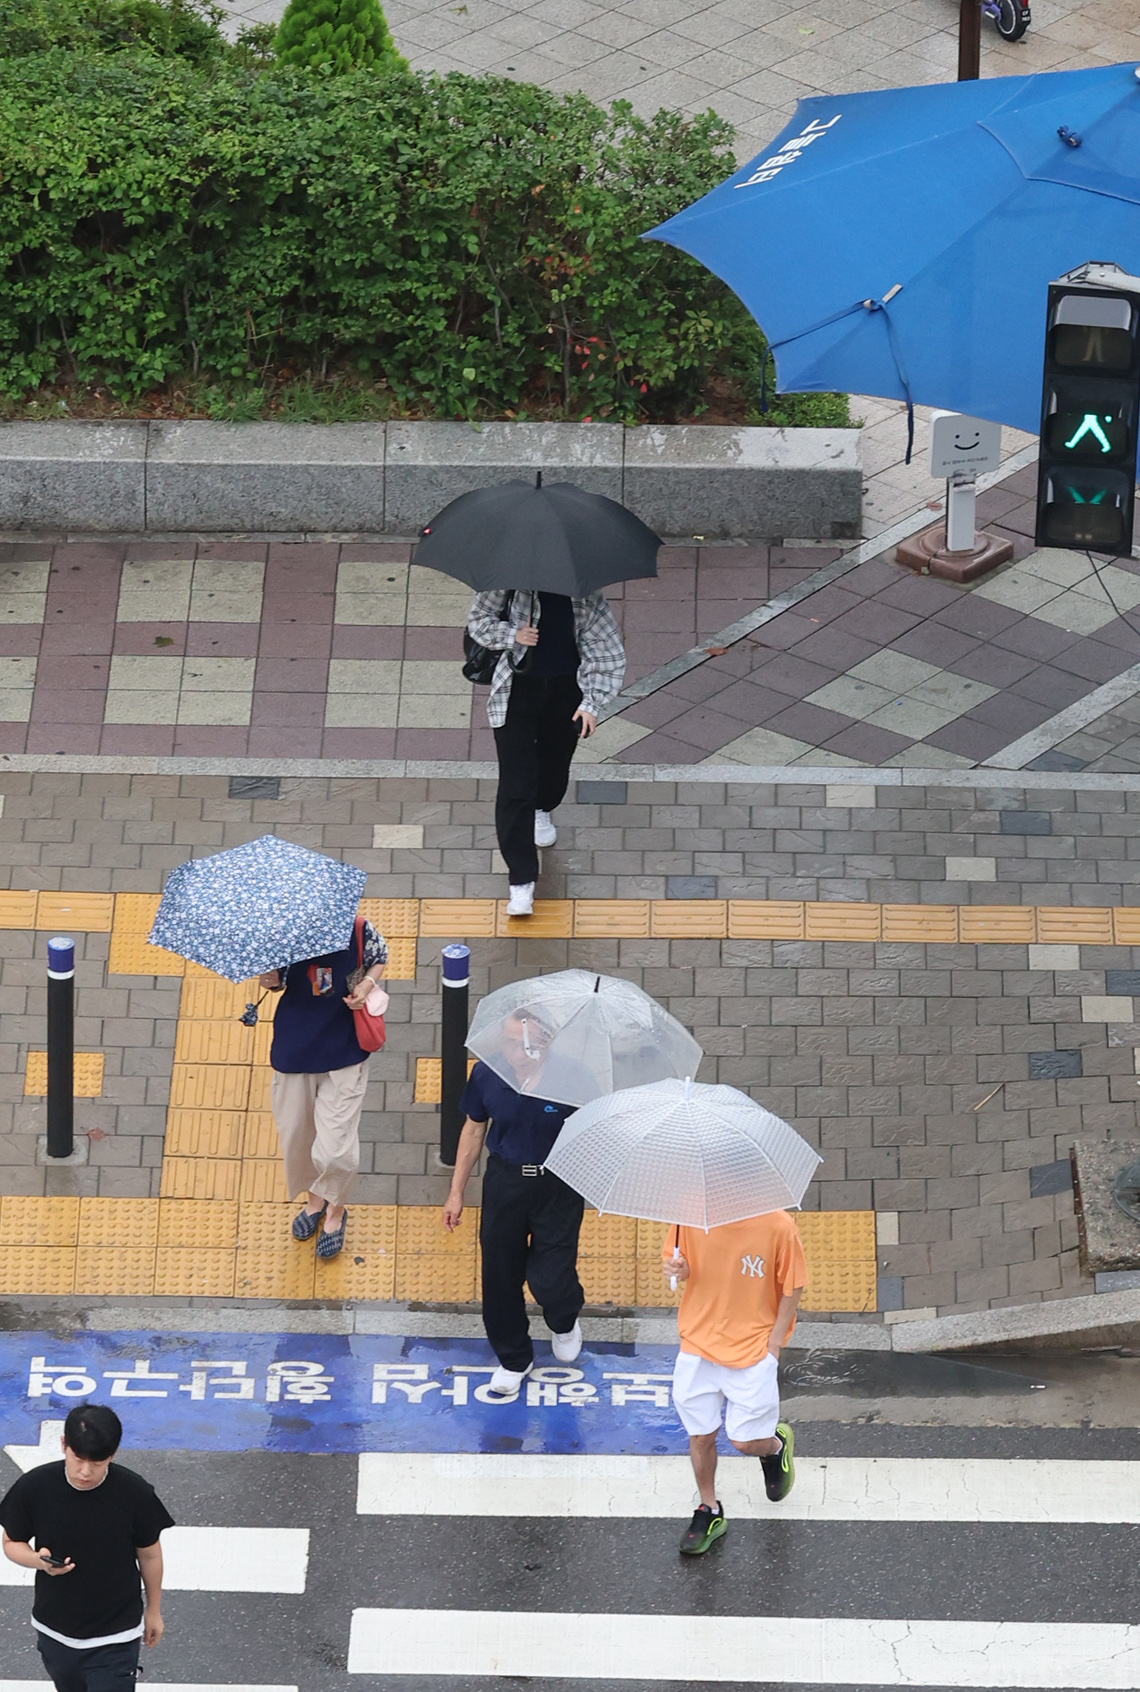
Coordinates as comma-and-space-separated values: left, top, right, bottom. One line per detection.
1027, 1050, 1082, 1080
1000, 810, 1053, 835
665, 874, 718, 899
1029, 1157, 1074, 1197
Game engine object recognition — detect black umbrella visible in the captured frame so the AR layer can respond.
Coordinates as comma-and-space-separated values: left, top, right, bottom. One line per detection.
413, 472, 660, 594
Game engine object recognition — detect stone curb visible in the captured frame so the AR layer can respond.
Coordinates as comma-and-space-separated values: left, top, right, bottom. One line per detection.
8, 1290, 1131, 1355
0, 754, 1138, 788
0, 420, 862, 540
889, 1287, 1140, 1354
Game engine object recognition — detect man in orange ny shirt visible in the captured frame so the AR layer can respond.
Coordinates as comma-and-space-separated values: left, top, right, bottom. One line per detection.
663, 1208, 807, 1555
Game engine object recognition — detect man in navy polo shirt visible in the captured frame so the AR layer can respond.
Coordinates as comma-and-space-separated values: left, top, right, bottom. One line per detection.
442, 1010, 584, 1395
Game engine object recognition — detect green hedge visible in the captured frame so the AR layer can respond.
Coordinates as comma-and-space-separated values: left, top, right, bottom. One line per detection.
0, 50, 845, 425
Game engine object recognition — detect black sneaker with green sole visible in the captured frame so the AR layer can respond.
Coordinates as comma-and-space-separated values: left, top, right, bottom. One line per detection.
679, 1502, 727, 1555
760, 1421, 795, 1501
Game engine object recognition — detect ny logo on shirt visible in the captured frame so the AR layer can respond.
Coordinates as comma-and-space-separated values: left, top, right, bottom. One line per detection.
740, 1254, 766, 1279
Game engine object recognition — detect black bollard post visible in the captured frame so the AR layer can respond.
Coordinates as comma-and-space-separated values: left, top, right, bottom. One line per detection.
46, 936, 75, 1161
439, 944, 470, 1168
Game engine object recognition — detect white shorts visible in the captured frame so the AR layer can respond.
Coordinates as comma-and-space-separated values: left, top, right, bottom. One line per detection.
672, 1348, 780, 1444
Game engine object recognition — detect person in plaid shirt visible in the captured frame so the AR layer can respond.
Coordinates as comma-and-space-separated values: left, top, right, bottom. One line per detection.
467, 589, 625, 916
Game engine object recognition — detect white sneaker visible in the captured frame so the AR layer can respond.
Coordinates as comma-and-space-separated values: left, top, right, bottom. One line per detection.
506, 882, 535, 916
534, 810, 557, 847
551, 1320, 582, 1363
488, 1361, 533, 1398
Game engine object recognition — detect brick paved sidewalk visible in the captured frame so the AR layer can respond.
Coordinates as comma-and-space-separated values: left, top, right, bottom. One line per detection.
1, 769, 1139, 1320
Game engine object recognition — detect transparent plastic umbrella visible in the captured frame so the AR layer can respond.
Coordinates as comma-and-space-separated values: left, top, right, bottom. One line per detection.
465, 970, 702, 1107
544, 1077, 822, 1229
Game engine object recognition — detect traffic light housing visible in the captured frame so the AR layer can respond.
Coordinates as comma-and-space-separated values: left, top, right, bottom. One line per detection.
1035, 263, 1140, 557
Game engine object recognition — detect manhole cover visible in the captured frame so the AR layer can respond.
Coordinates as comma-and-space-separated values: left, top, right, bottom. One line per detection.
1112, 1159, 1140, 1224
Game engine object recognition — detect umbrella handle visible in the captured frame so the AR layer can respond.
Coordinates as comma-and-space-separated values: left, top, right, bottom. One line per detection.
670, 1242, 680, 1293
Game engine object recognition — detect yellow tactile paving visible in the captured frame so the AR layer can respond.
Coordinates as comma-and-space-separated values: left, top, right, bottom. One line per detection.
239, 1159, 291, 1203
24, 1052, 104, 1096
650, 901, 728, 939
572, 900, 651, 938
728, 901, 805, 939
178, 977, 265, 1019
800, 1262, 877, 1313
805, 901, 881, 941
0, 1196, 80, 1246
168, 1064, 250, 1111
0, 890, 37, 928
0, 1190, 879, 1312
419, 898, 497, 937
78, 1197, 158, 1250
1113, 908, 1140, 944
108, 893, 184, 976
397, 1204, 479, 1256
235, 1245, 316, 1300
496, 899, 575, 937
880, 905, 959, 944
578, 1259, 637, 1305
75, 1246, 157, 1297
157, 1198, 238, 1249
1036, 906, 1115, 944
797, 1209, 877, 1261
174, 1020, 255, 1066
396, 1254, 478, 1302
248, 1067, 272, 1112
359, 897, 419, 937
313, 1205, 397, 1301
153, 1247, 236, 1298
383, 937, 418, 980
413, 1055, 475, 1104
159, 1157, 242, 1201
578, 1212, 638, 1256
242, 1112, 280, 1158
0, 1247, 75, 1294
958, 905, 1037, 943
164, 1109, 246, 1159
36, 892, 114, 932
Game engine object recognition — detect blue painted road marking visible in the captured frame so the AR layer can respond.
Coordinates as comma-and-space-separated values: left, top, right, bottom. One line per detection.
0, 1333, 689, 1456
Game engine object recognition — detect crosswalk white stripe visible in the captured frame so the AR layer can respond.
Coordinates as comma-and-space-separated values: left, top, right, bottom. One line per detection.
356, 1452, 1140, 1522
0, 1528, 308, 1592
346, 1609, 1140, 1686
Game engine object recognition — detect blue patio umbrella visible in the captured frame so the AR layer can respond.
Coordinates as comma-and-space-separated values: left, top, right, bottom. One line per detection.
646, 64, 1140, 442
149, 835, 367, 982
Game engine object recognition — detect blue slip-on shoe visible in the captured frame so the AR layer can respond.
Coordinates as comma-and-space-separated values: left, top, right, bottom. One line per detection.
316, 1209, 348, 1259
292, 1202, 327, 1242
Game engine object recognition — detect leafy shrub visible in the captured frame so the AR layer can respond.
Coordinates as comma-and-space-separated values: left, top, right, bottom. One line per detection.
0, 0, 230, 64
274, 0, 405, 74
0, 50, 844, 426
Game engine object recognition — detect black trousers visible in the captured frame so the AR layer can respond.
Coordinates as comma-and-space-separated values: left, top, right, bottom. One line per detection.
37, 1632, 141, 1692
493, 673, 582, 885
479, 1153, 585, 1372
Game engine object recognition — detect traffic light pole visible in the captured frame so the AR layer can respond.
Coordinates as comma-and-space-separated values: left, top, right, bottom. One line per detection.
957, 0, 981, 79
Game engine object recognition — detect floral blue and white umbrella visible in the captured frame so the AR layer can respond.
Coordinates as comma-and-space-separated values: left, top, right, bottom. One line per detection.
148, 835, 367, 982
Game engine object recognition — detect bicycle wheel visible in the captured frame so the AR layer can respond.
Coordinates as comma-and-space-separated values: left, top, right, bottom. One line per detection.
995, 0, 1030, 39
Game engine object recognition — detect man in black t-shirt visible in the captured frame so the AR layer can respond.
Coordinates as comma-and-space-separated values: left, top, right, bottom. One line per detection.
0, 1402, 174, 1692
442, 1009, 584, 1397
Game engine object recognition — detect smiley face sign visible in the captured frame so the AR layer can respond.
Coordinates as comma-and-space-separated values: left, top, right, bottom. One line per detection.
928, 411, 1003, 478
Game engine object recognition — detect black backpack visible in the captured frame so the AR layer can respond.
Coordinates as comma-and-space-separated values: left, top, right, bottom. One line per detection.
463, 590, 520, 684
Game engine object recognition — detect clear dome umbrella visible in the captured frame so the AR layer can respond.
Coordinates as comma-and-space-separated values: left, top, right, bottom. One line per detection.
465, 970, 702, 1107
544, 1077, 822, 1230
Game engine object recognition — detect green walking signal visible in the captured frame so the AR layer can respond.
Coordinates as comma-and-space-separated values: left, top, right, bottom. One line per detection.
1035, 265, 1140, 556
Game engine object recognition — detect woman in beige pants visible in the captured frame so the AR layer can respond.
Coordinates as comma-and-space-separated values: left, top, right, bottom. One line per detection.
260, 917, 387, 1259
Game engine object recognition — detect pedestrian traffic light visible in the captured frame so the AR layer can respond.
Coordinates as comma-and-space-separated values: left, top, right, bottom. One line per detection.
1035, 263, 1140, 557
